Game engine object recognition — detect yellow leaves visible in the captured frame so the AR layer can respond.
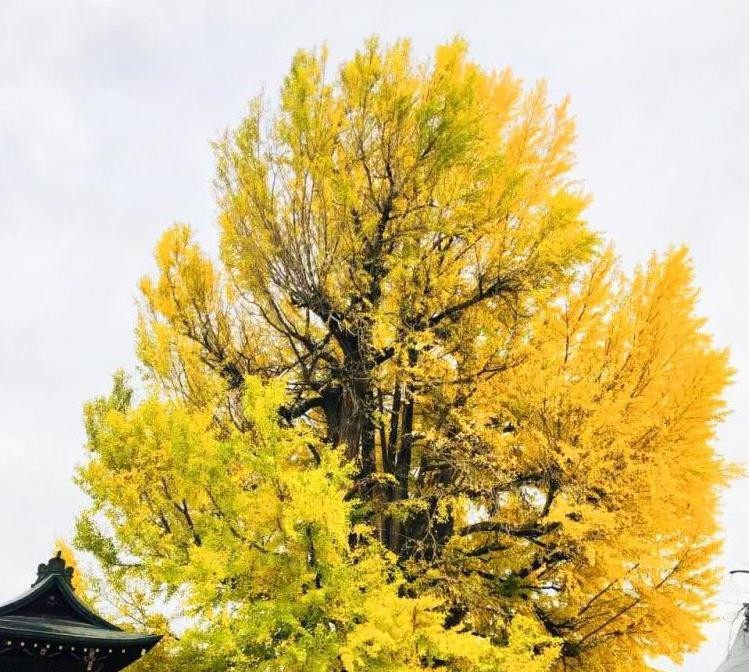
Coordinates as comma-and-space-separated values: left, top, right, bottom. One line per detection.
340, 590, 557, 672
75, 35, 733, 672
496, 616, 562, 672
54, 539, 89, 596
213, 35, 594, 375
280, 44, 343, 159
141, 224, 219, 322
242, 376, 287, 441
78, 376, 348, 654
77, 368, 565, 672
462, 245, 733, 670
545, 494, 613, 544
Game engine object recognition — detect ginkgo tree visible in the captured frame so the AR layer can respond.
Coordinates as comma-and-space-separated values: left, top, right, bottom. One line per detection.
74, 38, 733, 672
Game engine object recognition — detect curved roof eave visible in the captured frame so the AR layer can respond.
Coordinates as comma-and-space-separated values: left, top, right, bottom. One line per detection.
0, 574, 118, 631
0, 615, 162, 648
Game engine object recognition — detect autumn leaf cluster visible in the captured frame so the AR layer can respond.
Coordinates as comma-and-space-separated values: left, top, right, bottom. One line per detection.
74, 38, 733, 672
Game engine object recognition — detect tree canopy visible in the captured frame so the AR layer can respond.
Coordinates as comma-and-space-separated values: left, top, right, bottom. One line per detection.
74, 38, 733, 672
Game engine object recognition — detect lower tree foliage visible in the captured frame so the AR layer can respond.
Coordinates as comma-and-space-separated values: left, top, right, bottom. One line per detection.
77, 377, 558, 671
74, 38, 733, 671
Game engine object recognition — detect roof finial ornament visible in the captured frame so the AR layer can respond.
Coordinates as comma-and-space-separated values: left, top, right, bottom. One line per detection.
0, 551, 162, 668
33, 551, 75, 588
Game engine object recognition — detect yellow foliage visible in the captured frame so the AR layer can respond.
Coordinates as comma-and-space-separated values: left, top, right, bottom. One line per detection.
54, 539, 89, 596
74, 38, 732, 672
459, 246, 733, 670
78, 376, 555, 671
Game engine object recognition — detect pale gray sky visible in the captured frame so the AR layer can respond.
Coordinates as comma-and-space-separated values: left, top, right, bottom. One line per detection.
0, 2, 746, 669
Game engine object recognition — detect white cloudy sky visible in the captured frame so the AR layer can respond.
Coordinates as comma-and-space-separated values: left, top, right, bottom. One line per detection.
0, 1, 746, 669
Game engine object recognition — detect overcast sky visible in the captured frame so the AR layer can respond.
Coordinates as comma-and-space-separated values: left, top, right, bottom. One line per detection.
0, 2, 747, 669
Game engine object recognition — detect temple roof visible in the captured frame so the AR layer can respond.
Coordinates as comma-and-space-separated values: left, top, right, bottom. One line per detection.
0, 553, 161, 671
